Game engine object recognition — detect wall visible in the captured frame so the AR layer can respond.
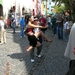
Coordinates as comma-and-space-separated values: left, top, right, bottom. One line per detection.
2, 0, 42, 18
31, 0, 42, 16
2, 0, 32, 19
41, 0, 52, 15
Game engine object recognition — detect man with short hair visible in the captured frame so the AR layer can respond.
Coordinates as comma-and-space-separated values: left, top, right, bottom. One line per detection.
39, 15, 47, 33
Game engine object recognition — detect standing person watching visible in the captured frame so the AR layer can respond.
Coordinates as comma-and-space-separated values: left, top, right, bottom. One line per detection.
47, 15, 51, 29
64, 23, 75, 75
0, 16, 6, 44
20, 15, 25, 38
56, 14, 64, 40
39, 15, 47, 33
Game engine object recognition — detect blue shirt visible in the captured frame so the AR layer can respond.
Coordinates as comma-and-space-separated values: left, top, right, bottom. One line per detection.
20, 18, 25, 27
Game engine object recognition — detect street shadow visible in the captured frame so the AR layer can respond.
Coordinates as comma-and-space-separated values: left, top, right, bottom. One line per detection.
7, 28, 46, 75
6, 28, 69, 75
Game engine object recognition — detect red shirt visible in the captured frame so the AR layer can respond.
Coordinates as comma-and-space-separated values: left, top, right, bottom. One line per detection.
39, 17, 46, 26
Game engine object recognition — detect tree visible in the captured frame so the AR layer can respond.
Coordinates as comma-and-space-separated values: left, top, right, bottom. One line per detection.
52, 0, 75, 22
53, 4, 65, 14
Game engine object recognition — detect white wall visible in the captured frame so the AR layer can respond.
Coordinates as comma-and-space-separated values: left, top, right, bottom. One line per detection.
3, 0, 32, 19
3, 0, 16, 19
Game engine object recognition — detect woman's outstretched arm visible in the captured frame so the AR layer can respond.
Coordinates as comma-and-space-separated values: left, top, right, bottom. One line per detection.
28, 22, 48, 28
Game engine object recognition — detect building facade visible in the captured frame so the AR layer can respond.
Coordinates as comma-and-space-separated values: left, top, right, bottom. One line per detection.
31, 0, 42, 16
41, 0, 52, 15
2, 0, 32, 19
0, 0, 42, 19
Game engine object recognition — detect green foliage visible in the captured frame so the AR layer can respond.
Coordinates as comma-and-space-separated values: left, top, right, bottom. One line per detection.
52, 0, 69, 9
53, 4, 65, 14
0, 0, 2, 4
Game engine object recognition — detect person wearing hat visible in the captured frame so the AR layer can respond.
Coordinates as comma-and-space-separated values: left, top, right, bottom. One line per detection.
26, 15, 51, 56
19, 15, 25, 38
0, 16, 6, 44
30, 17, 43, 63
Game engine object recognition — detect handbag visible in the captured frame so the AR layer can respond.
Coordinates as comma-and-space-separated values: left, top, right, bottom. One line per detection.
24, 25, 28, 36
66, 29, 70, 34
66, 22, 70, 34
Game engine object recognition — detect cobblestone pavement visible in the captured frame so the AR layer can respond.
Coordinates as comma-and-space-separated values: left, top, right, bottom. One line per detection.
0, 27, 70, 75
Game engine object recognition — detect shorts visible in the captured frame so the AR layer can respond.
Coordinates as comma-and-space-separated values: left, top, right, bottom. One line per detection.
28, 34, 37, 47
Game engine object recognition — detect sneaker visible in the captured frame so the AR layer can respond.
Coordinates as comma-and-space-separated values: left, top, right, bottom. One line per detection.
20, 36, 22, 38
31, 59, 34, 63
38, 55, 42, 58
35, 54, 42, 58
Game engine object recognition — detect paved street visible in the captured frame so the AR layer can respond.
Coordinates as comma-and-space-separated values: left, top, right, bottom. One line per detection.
0, 27, 69, 75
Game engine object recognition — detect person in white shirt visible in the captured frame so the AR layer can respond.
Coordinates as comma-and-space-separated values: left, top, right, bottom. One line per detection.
0, 16, 6, 44
63, 17, 70, 41
64, 23, 75, 74
47, 15, 51, 28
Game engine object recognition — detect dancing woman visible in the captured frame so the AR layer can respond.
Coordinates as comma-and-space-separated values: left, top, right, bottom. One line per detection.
26, 15, 52, 52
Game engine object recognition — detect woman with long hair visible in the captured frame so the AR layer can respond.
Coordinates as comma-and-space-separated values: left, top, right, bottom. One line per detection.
26, 15, 52, 52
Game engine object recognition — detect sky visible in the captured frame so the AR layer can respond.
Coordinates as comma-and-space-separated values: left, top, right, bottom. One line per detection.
51, 2, 55, 6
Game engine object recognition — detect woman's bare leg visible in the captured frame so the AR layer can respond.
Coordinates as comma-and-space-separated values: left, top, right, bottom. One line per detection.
26, 46, 33, 52
34, 31, 52, 42
26, 41, 41, 52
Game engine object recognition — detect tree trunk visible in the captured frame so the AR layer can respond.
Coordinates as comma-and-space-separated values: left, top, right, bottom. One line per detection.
68, 0, 75, 22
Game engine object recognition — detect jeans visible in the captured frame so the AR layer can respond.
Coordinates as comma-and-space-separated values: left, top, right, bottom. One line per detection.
48, 22, 51, 28
20, 27, 24, 37
12, 23, 16, 33
57, 26, 63, 39
53, 24, 57, 35
30, 45, 42, 59
64, 30, 69, 41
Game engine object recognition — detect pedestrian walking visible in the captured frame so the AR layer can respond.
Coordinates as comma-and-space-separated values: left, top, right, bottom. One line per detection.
51, 15, 57, 35
11, 15, 16, 33
47, 15, 51, 29
0, 16, 6, 44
